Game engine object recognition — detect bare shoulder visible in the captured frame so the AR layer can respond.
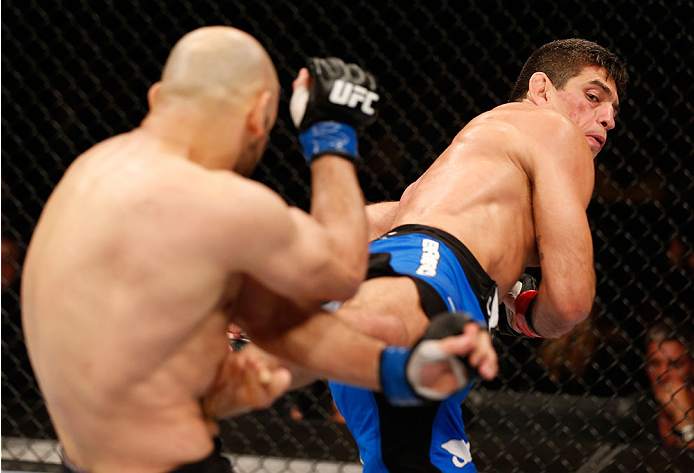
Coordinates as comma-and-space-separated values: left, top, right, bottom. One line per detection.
478, 103, 584, 142
80, 133, 288, 224
518, 104, 584, 148
450, 104, 577, 151
147, 162, 291, 229
110, 156, 294, 260
477, 103, 591, 169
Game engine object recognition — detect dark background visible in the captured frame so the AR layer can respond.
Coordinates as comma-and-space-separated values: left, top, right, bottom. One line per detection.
2, 1, 693, 471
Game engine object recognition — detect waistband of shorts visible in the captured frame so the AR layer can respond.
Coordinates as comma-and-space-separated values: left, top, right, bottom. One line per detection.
380, 223, 497, 302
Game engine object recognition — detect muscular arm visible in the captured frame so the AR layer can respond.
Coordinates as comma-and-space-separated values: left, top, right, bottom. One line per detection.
204, 156, 367, 303
304, 155, 369, 293
525, 113, 596, 338
212, 61, 371, 303
235, 276, 498, 391
234, 277, 384, 390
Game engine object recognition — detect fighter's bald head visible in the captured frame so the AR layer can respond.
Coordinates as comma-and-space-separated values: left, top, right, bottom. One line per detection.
155, 26, 279, 109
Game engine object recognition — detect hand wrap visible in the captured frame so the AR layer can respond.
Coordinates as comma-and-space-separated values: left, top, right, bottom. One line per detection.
380, 312, 484, 406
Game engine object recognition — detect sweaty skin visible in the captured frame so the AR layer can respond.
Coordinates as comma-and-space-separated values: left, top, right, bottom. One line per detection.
345, 66, 620, 345
227, 66, 620, 406
20, 26, 372, 473
21, 26, 491, 473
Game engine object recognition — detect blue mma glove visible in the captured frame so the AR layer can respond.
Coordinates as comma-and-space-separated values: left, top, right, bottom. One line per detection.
380, 311, 485, 406
290, 57, 379, 163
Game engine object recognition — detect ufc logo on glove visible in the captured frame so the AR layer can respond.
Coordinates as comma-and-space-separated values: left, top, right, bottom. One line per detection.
291, 56, 380, 163
328, 80, 379, 115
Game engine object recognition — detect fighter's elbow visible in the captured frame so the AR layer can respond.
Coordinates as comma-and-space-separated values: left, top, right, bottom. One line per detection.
551, 298, 593, 337
539, 273, 595, 337
303, 258, 364, 302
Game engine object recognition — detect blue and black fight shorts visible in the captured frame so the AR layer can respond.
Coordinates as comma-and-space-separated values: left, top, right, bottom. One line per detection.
367, 224, 498, 325
329, 224, 499, 472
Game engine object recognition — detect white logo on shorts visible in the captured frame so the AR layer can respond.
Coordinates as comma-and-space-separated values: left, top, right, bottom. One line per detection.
415, 239, 440, 277
441, 439, 472, 468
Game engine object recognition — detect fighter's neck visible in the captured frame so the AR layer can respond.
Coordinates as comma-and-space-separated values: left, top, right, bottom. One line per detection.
138, 112, 240, 170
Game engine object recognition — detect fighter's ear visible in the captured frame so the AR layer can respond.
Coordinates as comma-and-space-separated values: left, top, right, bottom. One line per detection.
247, 90, 274, 137
147, 82, 162, 110
527, 72, 552, 106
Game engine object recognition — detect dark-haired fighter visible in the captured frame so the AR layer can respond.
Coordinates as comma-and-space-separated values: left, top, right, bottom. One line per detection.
323, 38, 628, 472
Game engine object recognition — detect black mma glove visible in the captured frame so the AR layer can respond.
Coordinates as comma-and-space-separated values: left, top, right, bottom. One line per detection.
290, 57, 379, 163
379, 311, 485, 406
498, 273, 541, 338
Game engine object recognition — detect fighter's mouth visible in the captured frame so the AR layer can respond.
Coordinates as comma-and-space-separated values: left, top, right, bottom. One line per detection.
587, 135, 604, 147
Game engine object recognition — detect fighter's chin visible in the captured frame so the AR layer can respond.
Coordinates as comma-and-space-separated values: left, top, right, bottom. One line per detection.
585, 136, 603, 157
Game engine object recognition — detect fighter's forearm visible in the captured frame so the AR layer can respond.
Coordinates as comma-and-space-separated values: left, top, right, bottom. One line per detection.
531, 287, 593, 339
248, 308, 385, 391
310, 157, 369, 281
501, 269, 594, 339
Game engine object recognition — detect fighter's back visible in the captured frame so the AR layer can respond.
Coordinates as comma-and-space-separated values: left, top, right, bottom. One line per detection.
393, 102, 594, 294
21, 131, 234, 471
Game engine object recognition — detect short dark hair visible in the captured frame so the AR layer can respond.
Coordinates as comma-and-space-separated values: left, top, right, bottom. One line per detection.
509, 38, 629, 102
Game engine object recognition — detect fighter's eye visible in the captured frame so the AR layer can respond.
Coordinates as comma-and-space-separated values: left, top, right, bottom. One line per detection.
587, 93, 598, 102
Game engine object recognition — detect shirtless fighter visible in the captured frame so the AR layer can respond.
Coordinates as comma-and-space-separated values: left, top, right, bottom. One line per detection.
21, 27, 491, 473
202, 37, 628, 472
323, 38, 630, 472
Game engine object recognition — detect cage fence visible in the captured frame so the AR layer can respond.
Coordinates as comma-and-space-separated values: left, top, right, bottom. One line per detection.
2, 1, 693, 472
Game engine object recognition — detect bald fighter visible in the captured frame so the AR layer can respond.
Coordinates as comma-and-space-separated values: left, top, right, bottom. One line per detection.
22, 26, 495, 473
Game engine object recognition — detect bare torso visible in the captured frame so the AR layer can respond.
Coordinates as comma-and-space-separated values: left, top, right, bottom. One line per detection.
21, 132, 239, 472
394, 103, 542, 294
343, 102, 594, 344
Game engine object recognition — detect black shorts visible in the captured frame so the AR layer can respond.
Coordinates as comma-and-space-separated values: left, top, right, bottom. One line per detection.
367, 224, 497, 322
61, 437, 233, 473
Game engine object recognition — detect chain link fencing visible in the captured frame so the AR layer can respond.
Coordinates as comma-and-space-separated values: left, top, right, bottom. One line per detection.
2, 0, 693, 471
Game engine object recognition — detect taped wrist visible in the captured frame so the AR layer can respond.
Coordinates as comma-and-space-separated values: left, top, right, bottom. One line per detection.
513, 290, 541, 338
298, 121, 358, 164
379, 346, 422, 407
418, 312, 481, 385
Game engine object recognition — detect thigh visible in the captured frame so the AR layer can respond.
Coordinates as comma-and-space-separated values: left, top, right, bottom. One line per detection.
338, 276, 430, 346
